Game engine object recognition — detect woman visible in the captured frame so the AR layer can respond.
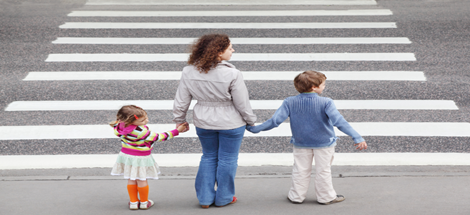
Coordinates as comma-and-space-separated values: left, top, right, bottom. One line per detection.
173, 34, 256, 208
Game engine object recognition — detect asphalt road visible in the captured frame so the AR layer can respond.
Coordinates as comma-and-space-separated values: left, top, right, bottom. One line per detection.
1, 0, 470, 155
2, 171, 470, 215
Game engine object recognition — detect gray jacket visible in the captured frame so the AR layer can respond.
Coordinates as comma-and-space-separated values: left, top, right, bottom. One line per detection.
173, 61, 257, 130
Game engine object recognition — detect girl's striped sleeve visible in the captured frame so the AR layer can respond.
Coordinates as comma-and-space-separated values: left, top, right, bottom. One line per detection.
139, 126, 180, 143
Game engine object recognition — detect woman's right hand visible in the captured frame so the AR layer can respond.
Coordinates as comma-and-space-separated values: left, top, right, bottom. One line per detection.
176, 122, 190, 133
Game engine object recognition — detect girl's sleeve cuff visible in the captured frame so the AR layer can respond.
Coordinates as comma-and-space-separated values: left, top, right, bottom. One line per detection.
170, 129, 179, 136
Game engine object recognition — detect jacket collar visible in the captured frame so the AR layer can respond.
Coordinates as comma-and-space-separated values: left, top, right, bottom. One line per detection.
219, 61, 236, 68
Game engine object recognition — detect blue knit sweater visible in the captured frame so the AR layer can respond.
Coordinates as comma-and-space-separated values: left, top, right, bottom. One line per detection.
246, 93, 364, 148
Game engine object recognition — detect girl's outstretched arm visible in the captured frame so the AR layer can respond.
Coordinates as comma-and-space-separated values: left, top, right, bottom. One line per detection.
140, 126, 179, 145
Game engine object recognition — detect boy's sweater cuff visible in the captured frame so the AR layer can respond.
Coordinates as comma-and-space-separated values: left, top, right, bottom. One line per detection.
354, 137, 365, 143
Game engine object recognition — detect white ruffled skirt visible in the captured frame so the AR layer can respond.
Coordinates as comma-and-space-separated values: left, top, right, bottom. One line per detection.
111, 152, 161, 180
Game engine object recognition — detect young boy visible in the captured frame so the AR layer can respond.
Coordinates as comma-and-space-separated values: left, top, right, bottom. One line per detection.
246, 71, 367, 205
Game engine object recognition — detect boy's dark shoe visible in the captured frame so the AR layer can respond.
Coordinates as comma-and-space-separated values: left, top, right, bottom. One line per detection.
287, 197, 303, 204
318, 195, 345, 205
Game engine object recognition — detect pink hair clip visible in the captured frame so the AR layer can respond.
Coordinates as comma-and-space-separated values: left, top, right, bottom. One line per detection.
134, 115, 139, 119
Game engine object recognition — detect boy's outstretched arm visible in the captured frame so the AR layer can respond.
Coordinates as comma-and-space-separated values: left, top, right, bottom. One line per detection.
325, 100, 365, 145
246, 100, 290, 133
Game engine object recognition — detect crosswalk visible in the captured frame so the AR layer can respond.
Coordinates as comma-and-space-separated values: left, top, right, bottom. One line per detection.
2, 123, 470, 140
45, 53, 416, 62
59, 22, 398, 29
2, 0, 469, 169
5, 100, 458, 111
52, 37, 412, 44
3, 153, 470, 170
84, 0, 378, 6
23, 71, 427, 81
67, 10, 394, 17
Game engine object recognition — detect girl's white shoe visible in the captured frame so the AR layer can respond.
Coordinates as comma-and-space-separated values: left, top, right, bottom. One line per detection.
140, 200, 154, 210
129, 201, 139, 210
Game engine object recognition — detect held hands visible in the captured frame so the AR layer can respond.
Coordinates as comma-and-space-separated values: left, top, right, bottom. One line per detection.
354, 141, 368, 150
245, 124, 259, 133
176, 122, 189, 133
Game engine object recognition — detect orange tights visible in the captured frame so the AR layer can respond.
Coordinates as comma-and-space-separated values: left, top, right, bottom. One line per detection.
127, 184, 149, 203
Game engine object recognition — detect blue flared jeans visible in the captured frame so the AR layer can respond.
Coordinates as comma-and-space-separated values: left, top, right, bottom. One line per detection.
195, 125, 245, 206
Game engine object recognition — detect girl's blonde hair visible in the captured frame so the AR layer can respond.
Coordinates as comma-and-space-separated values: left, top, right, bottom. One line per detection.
109, 105, 147, 127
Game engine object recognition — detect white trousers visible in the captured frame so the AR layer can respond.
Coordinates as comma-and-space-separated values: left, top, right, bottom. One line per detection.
287, 146, 337, 203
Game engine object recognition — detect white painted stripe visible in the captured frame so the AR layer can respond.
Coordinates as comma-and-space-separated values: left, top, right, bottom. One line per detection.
242, 71, 425, 81
23, 71, 426, 81
45, 53, 416, 62
5, 100, 458, 111
68, 10, 392, 17
59, 22, 396, 29
334, 100, 458, 110
0, 123, 469, 140
52, 37, 412, 44
2, 153, 470, 170
85, 0, 377, 6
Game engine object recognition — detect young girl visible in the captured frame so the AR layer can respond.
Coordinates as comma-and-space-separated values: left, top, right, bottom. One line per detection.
110, 105, 188, 210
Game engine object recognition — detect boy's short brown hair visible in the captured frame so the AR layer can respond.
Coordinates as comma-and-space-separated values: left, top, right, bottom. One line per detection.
293, 71, 327, 93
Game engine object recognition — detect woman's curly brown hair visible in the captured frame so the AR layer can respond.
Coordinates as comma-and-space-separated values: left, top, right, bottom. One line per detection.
188, 34, 231, 73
